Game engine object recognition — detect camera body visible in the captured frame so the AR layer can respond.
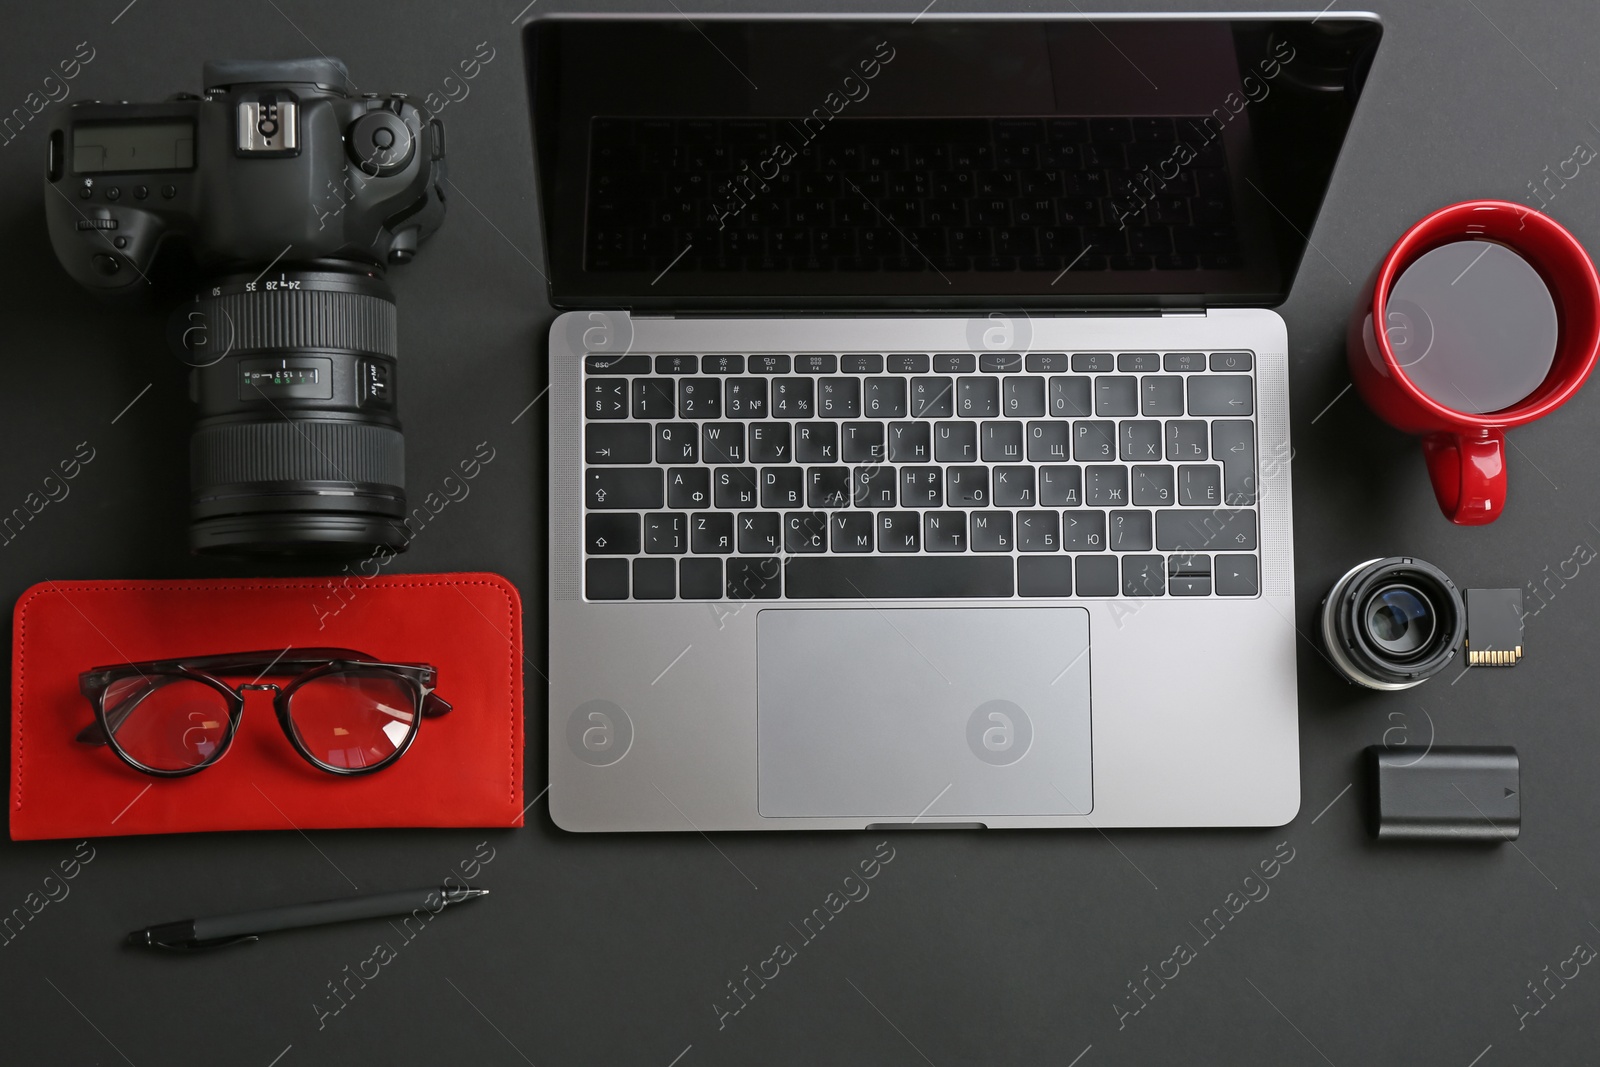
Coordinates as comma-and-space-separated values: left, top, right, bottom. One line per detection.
44, 58, 446, 556
45, 58, 444, 291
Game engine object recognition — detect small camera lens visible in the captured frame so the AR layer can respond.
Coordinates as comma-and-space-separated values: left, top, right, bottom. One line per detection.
1362, 584, 1435, 656
1319, 558, 1464, 689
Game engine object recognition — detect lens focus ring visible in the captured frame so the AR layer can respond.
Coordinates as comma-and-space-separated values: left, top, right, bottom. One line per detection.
199, 286, 397, 357
192, 421, 404, 487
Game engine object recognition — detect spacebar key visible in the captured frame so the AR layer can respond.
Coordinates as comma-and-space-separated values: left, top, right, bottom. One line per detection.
785, 557, 1015, 599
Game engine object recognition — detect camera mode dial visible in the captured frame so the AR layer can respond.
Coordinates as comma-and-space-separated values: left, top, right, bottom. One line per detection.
347, 107, 414, 177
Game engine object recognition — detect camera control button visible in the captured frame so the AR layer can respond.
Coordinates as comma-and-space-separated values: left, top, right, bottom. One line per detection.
134, 185, 148, 199
105, 186, 121, 201
91, 253, 121, 276
372, 126, 395, 149
78, 185, 92, 199
161, 184, 177, 199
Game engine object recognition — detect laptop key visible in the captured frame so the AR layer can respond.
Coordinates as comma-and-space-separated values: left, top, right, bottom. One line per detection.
1018, 556, 1073, 596
888, 422, 932, 462
864, 377, 908, 417
1120, 420, 1162, 461
1142, 375, 1184, 416
585, 559, 629, 600
1074, 555, 1119, 596
924, 511, 968, 551
587, 423, 651, 464
761, 466, 804, 508
1039, 464, 1083, 506
947, 465, 990, 506
1214, 553, 1259, 596
738, 512, 781, 554
587, 468, 662, 509
911, 376, 955, 417
1074, 420, 1116, 461
667, 467, 709, 509
727, 558, 782, 600
818, 376, 861, 418
1096, 375, 1138, 416
981, 421, 1024, 461
795, 422, 838, 462
1050, 376, 1092, 417
678, 378, 722, 419
1166, 420, 1208, 461
703, 423, 746, 464
632, 378, 676, 419
632, 558, 676, 600
1016, 510, 1060, 551
679, 558, 722, 599
1122, 555, 1166, 596
1132, 464, 1175, 506
1178, 464, 1221, 506
772, 377, 815, 418
831, 511, 876, 552
691, 512, 734, 553
878, 511, 922, 552
935, 421, 978, 462
900, 466, 943, 507
1086, 464, 1128, 506
1109, 510, 1154, 551
1027, 420, 1071, 461
656, 422, 698, 463
957, 376, 999, 417
853, 466, 897, 507
726, 377, 768, 418
1168, 554, 1212, 596
586, 513, 640, 554
749, 422, 791, 463
1063, 510, 1107, 551
807, 467, 851, 508
993, 465, 1035, 506
842, 422, 885, 462
643, 513, 686, 554
1003, 376, 1045, 416
971, 510, 1014, 551
784, 556, 1013, 598
785, 511, 829, 552
1155, 509, 1257, 551
1212, 420, 1257, 505
1187, 374, 1252, 416
714, 467, 758, 508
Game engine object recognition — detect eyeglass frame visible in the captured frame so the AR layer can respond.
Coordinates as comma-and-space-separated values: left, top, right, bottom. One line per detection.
77, 647, 452, 778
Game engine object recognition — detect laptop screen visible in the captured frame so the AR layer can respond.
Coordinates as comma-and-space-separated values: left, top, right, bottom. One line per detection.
525, 15, 1381, 310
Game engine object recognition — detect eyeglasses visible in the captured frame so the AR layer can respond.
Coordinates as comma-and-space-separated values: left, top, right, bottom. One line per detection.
77, 648, 452, 778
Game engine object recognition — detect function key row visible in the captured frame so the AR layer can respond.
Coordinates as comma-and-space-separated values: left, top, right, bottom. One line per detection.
585, 351, 1253, 375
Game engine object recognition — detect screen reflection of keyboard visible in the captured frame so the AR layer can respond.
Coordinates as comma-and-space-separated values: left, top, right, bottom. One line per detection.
582, 350, 1262, 602
585, 116, 1242, 273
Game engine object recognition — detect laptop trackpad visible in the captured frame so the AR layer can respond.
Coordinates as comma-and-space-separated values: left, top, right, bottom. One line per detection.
757, 608, 1092, 819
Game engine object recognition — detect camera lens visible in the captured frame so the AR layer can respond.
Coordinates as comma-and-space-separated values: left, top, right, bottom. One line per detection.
183, 268, 408, 556
1320, 558, 1464, 689
1362, 584, 1436, 656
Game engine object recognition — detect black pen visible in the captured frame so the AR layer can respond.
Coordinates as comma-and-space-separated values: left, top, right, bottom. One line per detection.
127, 885, 489, 951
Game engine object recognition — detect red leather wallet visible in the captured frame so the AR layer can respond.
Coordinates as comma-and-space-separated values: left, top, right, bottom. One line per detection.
11, 572, 523, 840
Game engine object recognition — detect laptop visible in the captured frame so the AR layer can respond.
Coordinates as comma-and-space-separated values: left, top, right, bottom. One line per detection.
528, 12, 1382, 830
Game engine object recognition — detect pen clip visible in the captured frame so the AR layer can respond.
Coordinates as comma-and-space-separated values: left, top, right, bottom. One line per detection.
152, 934, 260, 952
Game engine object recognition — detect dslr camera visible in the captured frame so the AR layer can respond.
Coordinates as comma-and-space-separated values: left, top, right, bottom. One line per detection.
45, 58, 446, 555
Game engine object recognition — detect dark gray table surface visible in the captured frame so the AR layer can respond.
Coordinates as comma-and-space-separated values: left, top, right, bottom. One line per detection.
3, 1, 1597, 1063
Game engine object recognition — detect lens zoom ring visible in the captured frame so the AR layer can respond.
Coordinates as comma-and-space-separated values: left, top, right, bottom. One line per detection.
193, 422, 404, 487
203, 288, 397, 357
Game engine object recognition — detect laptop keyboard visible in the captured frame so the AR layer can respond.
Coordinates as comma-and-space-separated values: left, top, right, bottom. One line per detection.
586, 116, 1241, 273
581, 350, 1261, 601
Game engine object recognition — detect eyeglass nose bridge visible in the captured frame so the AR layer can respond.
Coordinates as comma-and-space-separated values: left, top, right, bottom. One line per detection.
239, 682, 281, 693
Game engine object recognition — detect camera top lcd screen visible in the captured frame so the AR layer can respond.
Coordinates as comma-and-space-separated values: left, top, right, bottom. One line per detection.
73, 121, 195, 174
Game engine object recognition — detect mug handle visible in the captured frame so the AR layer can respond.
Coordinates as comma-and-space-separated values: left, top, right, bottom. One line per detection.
1422, 430, 1505, 525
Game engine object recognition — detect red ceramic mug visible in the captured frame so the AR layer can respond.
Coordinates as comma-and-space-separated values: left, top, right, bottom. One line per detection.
1348, 200, 1600, 524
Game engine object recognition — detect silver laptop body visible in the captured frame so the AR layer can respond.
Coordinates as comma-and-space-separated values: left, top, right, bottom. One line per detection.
531, 12, 1383, 829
